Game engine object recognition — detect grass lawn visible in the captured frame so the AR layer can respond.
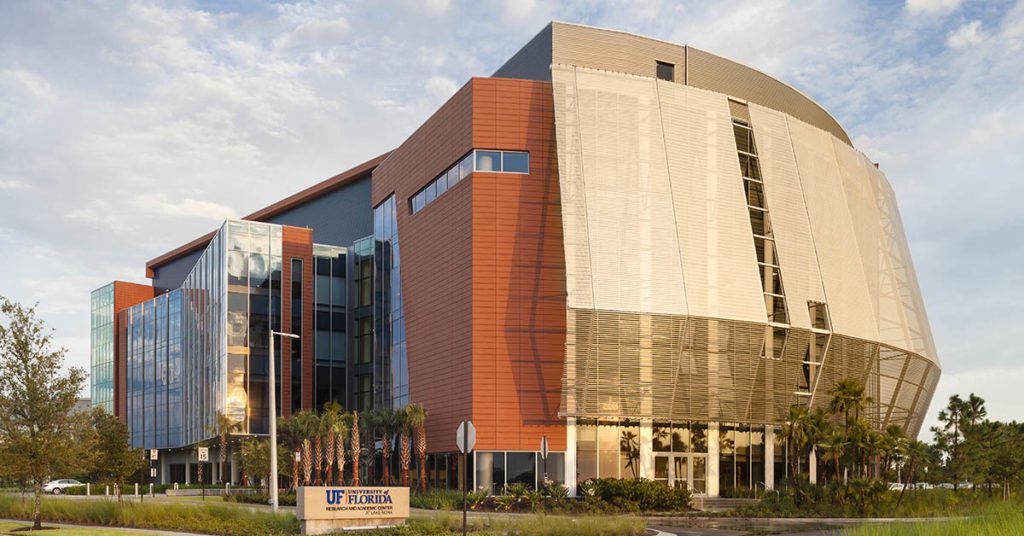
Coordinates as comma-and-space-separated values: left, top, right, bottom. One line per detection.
0, 520, 167, 535
844, 501, 1024, 536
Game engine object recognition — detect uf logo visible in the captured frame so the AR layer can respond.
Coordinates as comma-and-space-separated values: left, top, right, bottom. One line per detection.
325, 489, 346, 505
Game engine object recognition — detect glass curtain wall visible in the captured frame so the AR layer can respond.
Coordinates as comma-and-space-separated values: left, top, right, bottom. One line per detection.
350, 236, 375, 412
718, 424, 767, 494
125, 290, 184, 448
373, 196, 409, 408
90, 284, 116, 414
313, 244, 347, 410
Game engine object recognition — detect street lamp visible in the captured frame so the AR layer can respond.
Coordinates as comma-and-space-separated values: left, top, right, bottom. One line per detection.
269, 329, 298, 513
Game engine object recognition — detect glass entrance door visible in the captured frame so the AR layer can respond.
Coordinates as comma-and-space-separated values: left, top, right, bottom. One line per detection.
654, 453, 707, 495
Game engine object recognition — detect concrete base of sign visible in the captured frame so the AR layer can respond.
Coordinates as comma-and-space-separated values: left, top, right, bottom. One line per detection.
301, 518, 405, 535
297, 487, 410, 535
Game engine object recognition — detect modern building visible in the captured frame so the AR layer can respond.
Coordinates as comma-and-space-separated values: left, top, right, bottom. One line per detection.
90, 22, 940, 495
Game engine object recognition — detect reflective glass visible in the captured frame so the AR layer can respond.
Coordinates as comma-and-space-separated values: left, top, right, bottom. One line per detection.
501, 151, 529, 173
475, 151, 501, 172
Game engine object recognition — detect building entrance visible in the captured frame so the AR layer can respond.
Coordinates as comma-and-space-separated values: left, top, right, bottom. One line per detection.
654, 453, 707, 495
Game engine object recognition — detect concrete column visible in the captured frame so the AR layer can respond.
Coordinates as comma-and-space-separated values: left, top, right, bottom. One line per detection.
160, 453, 169, 485
231, 450, 240, 485
707, 422, 719, 498
185, 454, 191, 485
639, 419, 653, 480
809, 449, 817, 485
565, 418, 577, 497
764, 427, 775, 490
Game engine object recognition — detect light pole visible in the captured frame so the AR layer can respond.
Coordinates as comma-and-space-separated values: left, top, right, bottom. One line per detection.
269, 329, 298, 513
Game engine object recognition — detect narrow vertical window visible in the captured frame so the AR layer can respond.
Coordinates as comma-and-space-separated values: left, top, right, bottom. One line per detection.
656, 61, 674, 82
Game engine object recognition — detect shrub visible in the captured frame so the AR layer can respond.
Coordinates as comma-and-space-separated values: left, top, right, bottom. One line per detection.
0, 494, 298, 535
592, 478, 690, 512
223, 493, 296, 507
410, 488, 463, 510
362, 513, 646, 535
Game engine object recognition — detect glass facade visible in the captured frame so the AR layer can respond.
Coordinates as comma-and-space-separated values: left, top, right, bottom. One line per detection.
373, 196, 409, 408
126, 290, 183, 448
313, 244, 347, 410
351, 236, 375, 412
474, 451, 565, 493
90, 283, 115, 414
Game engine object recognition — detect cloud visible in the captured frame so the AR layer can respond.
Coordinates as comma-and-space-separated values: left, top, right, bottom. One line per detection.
0, 179, 30, 189
0, 0, 1021, 415
425, 75, 458, 103
132, 194, 238, 221
947, 20, 984, 48
905, 0, 962, 16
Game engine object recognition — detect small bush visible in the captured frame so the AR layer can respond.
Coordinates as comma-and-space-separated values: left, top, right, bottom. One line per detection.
591, 478, 691, 512
410, 488, 463, 510
223, 493, 296, 507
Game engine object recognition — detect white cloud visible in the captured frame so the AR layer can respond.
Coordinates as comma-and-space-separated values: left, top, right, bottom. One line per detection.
425, 75, 458, 103
0, 178, 30, 189
132, 194, 238, 221
947, 20, 984, 48
419, 0, 451, 16
905, 0, 962, 16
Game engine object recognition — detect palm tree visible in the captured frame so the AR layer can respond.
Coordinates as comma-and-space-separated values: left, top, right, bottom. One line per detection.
882, 424, 905, 476
292, 411, 319, 486
829, 379, 872, 436
406, 403, 428, 492
278, 415, 305, 491
206, 411, 243, 485
896, 439, 932, 508
379, 409, 400, 485
397, 409, 412, 486
782, 405, 811, 478
349, 411, 361, 486
818, 430, 847, 484
321, 402, 342, 485
363, 409, 382, 485
332, 414, 349, 486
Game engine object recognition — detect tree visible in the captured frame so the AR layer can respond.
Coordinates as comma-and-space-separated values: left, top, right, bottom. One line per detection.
932, 394, 968, 490
207, 411, 243, 485
818, 430, 847, 485
278, 415, 305, 491
321, 403, 342, 485
397, 409, 411, 486
240, 438, 291, 494
349, 411, 361, 486
782, 406, 811, 478
292, 411, 319, 486
89, 408, 145, 501
0, 297, 88, 530
829, 379, 871, 437
896, 439, 932, 509
332, 414, 349, 486
406, 404, 428, 492
363, 409, 381, 485
379, 409, 400, 486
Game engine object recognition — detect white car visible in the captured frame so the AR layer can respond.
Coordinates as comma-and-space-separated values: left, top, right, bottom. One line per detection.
914, 482, 933, 490
887, 482, 906, 491
43, 479, 84, 494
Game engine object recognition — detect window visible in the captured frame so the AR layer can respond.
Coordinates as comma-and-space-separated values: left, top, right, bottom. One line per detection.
476, 151, 501, 172
656, 60, 674, 82
410, 150, 531, 214
502, 151, 529, 173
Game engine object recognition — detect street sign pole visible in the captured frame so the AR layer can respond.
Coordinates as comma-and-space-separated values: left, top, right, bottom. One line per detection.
540, 436, 549, 487
462, 423, 467, 536
456, 420, 475, 536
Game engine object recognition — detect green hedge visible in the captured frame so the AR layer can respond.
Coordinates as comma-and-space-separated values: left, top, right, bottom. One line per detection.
223, 493, 297, 507
0, 494, 298, 536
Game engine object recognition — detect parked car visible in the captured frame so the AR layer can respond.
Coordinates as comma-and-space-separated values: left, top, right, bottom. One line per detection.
43, 479, 84, 494
936, 482, 954, 489
914, 482, 933, 490
888, 482, 906, 491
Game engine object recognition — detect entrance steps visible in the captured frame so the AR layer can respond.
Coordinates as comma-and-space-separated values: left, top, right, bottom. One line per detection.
690, 496, 760, 512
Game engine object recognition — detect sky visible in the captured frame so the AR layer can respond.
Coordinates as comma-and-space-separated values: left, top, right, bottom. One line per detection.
0, 0, 1021, 439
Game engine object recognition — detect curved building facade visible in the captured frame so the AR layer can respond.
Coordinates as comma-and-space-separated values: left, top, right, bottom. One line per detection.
495, 22, 939, 495
91, 21, 938, 497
